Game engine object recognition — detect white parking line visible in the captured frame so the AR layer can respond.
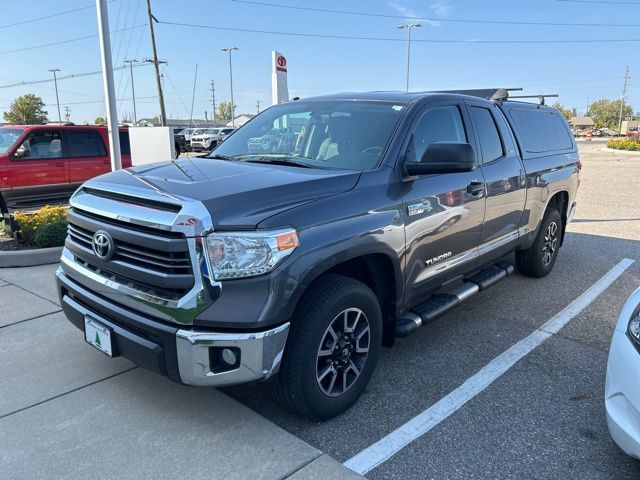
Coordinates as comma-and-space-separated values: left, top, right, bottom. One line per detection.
344, 258, 635, 475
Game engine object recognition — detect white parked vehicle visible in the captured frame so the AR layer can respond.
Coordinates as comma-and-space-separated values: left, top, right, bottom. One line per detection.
178, 128, 197, 143
190, 128, 235, 152
605, 287, 640, 459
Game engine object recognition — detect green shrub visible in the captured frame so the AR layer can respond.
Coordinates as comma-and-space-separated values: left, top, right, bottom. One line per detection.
34, 219, 68, 248
13, 205, 67, 245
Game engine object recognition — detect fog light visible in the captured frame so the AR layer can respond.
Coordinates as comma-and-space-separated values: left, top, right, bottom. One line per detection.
221, 348, 238, 366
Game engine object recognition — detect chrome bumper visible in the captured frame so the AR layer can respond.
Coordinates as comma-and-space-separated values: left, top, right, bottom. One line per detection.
176, 323, 290, 386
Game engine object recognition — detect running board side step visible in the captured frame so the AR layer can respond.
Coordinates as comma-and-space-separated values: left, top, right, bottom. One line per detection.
395, 261, 514, 337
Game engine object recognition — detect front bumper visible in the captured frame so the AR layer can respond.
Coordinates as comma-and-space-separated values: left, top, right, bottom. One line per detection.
57, 267, 290, 387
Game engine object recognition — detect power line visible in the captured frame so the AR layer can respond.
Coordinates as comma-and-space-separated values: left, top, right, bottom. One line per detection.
231, 0, 640, 27
159, 21, 640, 44
0, 1, 113, 30
557, 0, 640, 4
0, 63, 150, 90
0, 24, 146, 57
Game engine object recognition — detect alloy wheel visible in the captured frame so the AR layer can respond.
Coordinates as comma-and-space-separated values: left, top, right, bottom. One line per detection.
542, 221, 559, 266
316, 308, 371, 397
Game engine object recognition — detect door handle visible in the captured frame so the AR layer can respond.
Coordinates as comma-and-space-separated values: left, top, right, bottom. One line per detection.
55, 162, 65, 167
466, 181, 485, 195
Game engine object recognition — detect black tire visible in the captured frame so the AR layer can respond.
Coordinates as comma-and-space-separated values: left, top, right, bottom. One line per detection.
516, 207, 562, 278
276, 274, 382, 420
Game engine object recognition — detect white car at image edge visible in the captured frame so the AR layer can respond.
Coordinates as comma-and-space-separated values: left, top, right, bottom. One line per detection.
606, 286, 640, 459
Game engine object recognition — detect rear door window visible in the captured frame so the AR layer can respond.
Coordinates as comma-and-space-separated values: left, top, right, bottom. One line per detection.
470, 107, 504, 163
66, 130, 106, 157
119, 131, 131, 155
508, 109, 573, 154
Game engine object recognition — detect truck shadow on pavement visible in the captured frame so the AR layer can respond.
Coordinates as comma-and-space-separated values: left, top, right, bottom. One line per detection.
224, 231, 640, 479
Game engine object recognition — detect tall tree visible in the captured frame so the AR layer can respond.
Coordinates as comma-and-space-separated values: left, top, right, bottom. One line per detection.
215, 101, 236, 121
587, 99, 634, 129
551, 102, 577, 122
94, 116, 107, 126
3, 94, 48, 124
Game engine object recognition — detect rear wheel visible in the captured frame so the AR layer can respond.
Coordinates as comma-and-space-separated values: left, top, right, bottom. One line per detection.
276, 274, 382, 420
516, 207, 562, 277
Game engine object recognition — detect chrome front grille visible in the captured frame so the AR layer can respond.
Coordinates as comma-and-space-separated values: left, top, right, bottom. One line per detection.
66, 208, 195, 297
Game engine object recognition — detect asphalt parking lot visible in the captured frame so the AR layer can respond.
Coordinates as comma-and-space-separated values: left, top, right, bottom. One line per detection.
1, 139, 639, 479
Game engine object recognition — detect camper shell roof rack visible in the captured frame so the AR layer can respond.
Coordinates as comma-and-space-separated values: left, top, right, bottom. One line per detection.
434, 88, 558, 105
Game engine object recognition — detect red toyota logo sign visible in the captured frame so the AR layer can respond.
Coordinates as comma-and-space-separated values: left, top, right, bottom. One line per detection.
276, 55, 287, 72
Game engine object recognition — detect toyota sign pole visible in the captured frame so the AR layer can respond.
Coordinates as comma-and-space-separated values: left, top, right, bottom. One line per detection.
96, 0, 122, 171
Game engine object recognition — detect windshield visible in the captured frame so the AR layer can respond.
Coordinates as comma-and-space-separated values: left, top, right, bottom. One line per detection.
0, 127, 24, 155
212, 100, 406, 171
205, 128, 221, 135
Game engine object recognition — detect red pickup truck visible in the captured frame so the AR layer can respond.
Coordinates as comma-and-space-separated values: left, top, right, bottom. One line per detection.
0, 125, 132, 219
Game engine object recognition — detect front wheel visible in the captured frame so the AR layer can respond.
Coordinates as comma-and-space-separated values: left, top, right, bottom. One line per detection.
276, 274, 382, 420
516, 207, 562, 277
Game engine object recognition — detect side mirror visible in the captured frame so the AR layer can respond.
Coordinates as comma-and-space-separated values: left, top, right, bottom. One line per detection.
405, 142, 476, 176
14, 147, 26, 158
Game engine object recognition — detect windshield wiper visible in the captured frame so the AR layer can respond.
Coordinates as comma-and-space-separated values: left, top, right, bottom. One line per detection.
208, 153, 237, 161
242, 157, 312, 168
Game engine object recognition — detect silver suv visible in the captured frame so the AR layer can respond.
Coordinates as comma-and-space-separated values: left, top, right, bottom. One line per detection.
190, 128, 235, 152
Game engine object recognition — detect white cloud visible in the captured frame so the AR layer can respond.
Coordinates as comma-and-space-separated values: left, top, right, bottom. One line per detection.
430, 2, 451, 17
389, 1, 451, 27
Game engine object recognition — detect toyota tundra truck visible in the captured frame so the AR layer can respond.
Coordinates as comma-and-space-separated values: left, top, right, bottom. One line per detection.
56, 90, 579, 420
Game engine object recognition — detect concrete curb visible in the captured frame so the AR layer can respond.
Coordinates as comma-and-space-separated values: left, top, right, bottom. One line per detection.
601, 147, 640, 156
0, 246, 62, 268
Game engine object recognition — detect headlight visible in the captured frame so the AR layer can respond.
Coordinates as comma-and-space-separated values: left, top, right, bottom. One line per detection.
629, 314, 640, 345
204, 228, 298, 280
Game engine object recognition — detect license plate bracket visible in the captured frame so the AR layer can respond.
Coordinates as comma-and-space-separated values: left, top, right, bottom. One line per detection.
84, 316, 113, 357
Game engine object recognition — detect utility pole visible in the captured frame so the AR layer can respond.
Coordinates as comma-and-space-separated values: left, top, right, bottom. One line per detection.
586, 96, 590, 116
49, 68, 62, 123
221, 47, 239, 127
256, 100, 261, 114
145, 0, 167, 126
189, 64, 198, 128
96, 0, 122, 171
398, 23, 421, 92
618, 65, 630, 135
212, 82, 217, 124
124, 59, 138, 124
64, 106, 71, 123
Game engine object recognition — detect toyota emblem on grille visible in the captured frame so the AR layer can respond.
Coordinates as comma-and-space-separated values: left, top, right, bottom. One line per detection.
92, 230, 114, 260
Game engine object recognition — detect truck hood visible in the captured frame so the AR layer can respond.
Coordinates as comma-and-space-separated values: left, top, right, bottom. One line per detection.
86, 158, 360, 229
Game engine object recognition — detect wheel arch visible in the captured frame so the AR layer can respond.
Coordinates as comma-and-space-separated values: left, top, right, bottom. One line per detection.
295, 251, 401, 348
545, 190, 569, 246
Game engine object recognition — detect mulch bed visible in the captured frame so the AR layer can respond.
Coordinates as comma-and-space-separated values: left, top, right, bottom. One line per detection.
0, 233, 29, 251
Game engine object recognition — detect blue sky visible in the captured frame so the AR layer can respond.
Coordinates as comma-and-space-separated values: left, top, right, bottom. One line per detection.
0, 0, 638, 123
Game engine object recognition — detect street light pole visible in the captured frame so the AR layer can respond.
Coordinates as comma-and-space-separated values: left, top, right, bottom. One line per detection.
221, 47, 239, 127
96, 0, 122, 171
49, 68, 62, 123
398, 23, 422, 92
124, 59, 138, 124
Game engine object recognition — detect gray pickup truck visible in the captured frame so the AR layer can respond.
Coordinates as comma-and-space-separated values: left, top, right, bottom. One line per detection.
57, 90, 579, 420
